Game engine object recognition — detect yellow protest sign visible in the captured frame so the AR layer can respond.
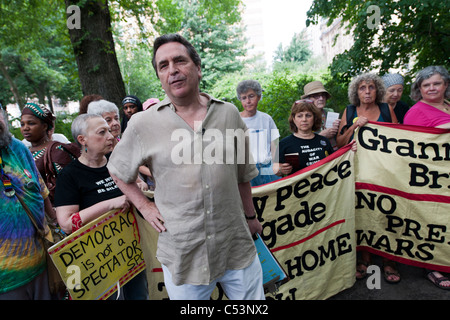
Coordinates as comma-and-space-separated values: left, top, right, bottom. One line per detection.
142, 144, 357, 300
355, 122, 450, 272
133, 123, 450, 300
48, 207, 146, 300
252, 143, 356, 300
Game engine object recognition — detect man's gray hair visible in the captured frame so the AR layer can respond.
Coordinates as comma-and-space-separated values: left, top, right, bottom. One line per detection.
236, 80, 263, 100
410, 66, 450, 101
71, 113, 103, 147
87, 99, 119, 116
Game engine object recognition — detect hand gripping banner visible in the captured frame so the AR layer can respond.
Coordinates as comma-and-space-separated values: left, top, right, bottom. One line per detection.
48, 207, 146, 300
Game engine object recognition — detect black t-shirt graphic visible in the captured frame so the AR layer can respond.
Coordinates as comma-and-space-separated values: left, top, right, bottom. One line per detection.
54, 159, 123, 210
278, 134, 334, 173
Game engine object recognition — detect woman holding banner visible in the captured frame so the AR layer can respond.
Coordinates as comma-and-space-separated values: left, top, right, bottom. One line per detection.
404, 66, 450, 290
337, 73, 400, 284
336, 73, 398, 148
274, 100, 334, 176
54, 114, 148, 299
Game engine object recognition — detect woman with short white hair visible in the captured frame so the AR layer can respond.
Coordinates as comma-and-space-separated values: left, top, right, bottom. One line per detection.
87, 99, 121, 147
54, 114, 148, 299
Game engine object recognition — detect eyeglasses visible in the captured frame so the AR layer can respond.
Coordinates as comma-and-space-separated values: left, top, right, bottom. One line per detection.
295, 99, 314, 104
308, 93, 328, 99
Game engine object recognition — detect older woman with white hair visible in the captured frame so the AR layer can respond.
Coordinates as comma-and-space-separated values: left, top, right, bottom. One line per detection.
87, 99, 121, 147
54, 114, 148, 299
88, 99, 148, 191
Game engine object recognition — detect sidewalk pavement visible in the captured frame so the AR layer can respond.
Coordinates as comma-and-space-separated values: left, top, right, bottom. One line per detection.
328, 255, 450, 300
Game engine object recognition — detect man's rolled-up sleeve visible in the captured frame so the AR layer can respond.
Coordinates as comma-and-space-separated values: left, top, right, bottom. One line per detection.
107, 125, 144, 184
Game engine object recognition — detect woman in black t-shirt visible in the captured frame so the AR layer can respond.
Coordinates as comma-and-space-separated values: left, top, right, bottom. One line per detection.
274, 100, 334, 176
54, 114, 148, 300
54, 114, 129, 233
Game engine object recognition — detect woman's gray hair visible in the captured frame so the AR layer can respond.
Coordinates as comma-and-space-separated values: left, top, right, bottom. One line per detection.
71, 113, 103, 146
410, 66, 450, 101
236, 80, 263, 100
348, 73, 386, 106
87, 99, 119, 116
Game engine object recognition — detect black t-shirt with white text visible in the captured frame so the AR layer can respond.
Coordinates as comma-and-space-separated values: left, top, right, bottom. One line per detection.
54, 159, 123, 210
278, 133, 334, 173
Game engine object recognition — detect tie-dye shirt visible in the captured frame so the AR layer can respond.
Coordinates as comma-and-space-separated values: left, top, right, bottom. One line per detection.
0, 138, 49, 293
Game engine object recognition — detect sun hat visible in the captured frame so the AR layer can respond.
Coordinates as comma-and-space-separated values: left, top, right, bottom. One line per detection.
301, 81, 331, 99
382, 73, 404, 88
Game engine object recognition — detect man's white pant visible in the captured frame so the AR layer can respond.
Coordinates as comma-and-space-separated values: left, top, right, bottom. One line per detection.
162, 255, 265, 300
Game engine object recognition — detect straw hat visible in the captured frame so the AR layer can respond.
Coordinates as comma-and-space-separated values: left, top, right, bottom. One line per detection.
301, 81, 331, 99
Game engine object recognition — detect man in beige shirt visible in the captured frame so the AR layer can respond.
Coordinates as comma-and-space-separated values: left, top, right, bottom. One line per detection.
108, 34, 265, 300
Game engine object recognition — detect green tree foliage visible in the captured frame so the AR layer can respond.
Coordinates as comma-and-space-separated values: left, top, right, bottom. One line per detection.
210, 69, 351, 139
179, 0, 247, 91
273, 31, 312, 65
0, 0, 79, 110
116, 41, 165, 102
306, 0, 450, 82
116, 0, 247, 97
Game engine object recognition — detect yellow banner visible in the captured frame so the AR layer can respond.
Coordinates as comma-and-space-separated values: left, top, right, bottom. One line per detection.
48, 207, 146, 300
51, 123, 448, 300
142, 144, 357, 300
253, 144, 356, 300
354, 122, 450, 272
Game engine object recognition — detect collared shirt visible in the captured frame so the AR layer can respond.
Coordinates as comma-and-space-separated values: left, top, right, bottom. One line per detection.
0, 138, 48, 293
108, 93, 258, 285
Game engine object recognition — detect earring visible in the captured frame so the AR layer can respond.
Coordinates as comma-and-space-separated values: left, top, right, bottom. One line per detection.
85, 145, 88, 153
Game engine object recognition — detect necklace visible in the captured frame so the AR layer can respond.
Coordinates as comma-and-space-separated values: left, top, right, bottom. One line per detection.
0, 153, 15, 197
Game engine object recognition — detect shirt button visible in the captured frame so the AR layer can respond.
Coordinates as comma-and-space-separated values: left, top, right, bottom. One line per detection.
205, 184, 210, 189
206, 210, 211, 214
203, 267, 208, 272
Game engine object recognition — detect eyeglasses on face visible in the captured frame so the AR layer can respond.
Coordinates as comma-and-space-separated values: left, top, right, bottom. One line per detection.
295, 99, 314, 104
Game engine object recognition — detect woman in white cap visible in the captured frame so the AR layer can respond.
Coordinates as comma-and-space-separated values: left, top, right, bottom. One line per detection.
302, 81, 340, 149
382, 73, 410, 123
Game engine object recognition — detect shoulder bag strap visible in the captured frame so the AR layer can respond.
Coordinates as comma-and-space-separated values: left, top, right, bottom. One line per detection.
16, 193, 46, 239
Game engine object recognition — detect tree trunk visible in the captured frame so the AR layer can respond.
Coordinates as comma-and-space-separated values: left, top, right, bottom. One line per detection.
0, 55, 25, 111
64, 0, 125, 108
